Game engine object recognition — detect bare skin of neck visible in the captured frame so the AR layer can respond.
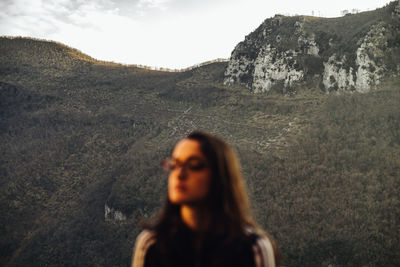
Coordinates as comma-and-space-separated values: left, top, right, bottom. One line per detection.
180, 204, 210, 232
180, 204, 211, 251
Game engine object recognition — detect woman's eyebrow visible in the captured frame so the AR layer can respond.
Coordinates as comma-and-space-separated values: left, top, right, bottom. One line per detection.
171, 156, 204, 161
186, 156, 205, 161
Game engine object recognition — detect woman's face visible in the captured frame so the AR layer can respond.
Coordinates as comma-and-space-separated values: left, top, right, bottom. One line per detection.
167, 138, 212, 206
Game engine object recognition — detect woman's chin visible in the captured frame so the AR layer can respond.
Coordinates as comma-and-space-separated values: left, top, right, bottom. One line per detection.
168, 195, 186, 205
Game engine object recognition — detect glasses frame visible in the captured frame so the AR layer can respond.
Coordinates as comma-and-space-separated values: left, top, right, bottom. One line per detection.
161, 157, 209, 173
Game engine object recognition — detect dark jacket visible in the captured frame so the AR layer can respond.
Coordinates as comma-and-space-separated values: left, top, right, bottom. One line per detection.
132, 224, 276, 267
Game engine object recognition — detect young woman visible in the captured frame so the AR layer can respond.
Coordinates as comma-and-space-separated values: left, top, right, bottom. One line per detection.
132, 131, 280, 267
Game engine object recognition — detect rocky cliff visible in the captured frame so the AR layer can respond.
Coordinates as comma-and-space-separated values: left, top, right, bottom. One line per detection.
225, 1, 400, 94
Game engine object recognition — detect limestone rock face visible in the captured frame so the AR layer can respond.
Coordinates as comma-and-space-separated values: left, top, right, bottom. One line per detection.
224, 16, 317, 93
223, 44, 255, 87
322, 55, 355, 91
252, 45, 303, 93
354, 23, 386, 92
105, 204, 127, 222
298, 35, 320, 56
322, 23, 386, 93
225, 1, 400, 94
393, 0, 400, 18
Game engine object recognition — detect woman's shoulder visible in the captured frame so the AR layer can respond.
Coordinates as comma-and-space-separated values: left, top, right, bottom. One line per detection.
131, 230, 157, 267
134, 230, 157, 253
244, 226, 276, 267
136, 230, 157, 244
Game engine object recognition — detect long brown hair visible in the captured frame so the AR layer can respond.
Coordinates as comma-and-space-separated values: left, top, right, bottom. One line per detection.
143, 131, 280, 263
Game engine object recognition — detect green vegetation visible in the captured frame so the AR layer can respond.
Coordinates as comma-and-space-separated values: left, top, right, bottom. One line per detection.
303, 3, 393, 56
1, 35, 399, 267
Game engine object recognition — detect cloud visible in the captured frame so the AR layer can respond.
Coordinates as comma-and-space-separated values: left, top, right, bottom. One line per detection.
0, 0, 151, 39
0, 0, 93, 36
137, 0, 170, 9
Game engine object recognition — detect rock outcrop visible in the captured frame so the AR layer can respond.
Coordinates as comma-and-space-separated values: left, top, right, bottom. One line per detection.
105, 204, 127, 222
322, 22, 387, 92
322, 55, 355, 91
225, 1, 400, 94
393, 0, 400, 18
224, 16, 313, 94
252, 45, 304, 93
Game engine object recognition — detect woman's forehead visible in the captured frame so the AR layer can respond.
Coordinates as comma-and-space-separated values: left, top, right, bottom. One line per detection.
172, 138, 205, 159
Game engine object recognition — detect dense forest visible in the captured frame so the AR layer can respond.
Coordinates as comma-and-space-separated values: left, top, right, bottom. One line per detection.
1, 26, 399, 267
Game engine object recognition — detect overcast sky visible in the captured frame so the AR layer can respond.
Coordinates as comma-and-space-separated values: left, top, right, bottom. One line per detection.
0, 0, 393, 69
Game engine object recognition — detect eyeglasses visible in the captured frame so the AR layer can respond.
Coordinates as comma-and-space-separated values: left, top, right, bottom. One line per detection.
161, 157, 209, 172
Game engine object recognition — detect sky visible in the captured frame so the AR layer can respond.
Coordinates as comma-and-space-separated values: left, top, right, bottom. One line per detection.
0, 0, 393, 69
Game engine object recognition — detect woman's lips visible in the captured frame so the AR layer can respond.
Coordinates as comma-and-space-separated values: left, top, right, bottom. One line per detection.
175, 184, 187, 191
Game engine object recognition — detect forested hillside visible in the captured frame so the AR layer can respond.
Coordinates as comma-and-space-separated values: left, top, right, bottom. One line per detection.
1, 36, 399, 266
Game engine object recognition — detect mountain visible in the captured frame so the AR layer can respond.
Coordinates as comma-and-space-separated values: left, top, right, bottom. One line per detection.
1, 6, 400, 267
224, 0, 400, 94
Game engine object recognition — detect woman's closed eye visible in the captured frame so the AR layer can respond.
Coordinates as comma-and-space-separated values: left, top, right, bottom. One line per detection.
185, 158, 208, 171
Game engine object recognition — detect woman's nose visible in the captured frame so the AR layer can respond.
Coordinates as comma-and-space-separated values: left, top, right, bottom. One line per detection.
177, 166, 188, 180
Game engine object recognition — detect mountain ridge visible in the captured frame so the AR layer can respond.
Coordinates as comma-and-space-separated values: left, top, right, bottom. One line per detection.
1, 35, 229, 73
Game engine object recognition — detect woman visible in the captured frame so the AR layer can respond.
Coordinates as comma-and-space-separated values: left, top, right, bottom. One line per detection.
132, 131, 280, 267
